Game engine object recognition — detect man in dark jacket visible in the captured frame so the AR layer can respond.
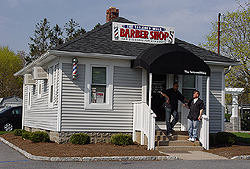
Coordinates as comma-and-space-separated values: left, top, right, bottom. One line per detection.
183, 90, 205, 142
161, 82, 188, 136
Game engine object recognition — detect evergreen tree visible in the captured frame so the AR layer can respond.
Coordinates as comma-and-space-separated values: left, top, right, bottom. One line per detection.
50, 24, 64, 47
64, 18, 86, 42
28, 18, 87, 64
28, 18, 51, 63
94, 23, 101, 29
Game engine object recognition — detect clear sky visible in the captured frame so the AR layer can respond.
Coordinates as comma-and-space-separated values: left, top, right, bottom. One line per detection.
0, 0, 240, 54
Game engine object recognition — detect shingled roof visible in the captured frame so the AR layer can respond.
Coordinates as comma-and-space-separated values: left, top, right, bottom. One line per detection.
54, 17, 237, 63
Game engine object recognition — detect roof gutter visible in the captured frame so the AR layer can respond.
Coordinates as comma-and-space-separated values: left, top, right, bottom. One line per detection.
204, 60, 241, 66
14, 50, 137, 76
14, 51, 51, 76
224, 65, 232, 75
49, 50, 136, 60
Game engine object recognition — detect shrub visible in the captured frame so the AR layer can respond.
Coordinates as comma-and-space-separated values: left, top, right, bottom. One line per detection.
13, 129, 26, 136
225, 113, 231, 122
30, 131, 50, 143
209, 134, 215, 146
70, 133, 90, 145
110, 133, 133, 145
22, 131, 31, 140
215, 132, 236, 144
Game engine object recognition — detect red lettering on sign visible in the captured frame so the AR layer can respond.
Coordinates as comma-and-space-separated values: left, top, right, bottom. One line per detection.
164, 32, 169, 40
120, 28, 170, 41
131, 29, 135, 38
140, 31, 144, 38
150, 31, 154, 39
154, 31, 159, 40
159, 32, 164, 40
135, 30, 140, 38
144, 31, 149, 39
120, 28, 125, 37
125, 29, 130, 38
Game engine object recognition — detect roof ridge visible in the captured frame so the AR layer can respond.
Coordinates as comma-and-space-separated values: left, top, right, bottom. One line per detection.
53, 17, 136, 51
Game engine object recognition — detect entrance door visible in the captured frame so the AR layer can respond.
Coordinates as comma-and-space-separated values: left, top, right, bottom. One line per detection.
151, 74, 166, 121
181, 75, 197, 130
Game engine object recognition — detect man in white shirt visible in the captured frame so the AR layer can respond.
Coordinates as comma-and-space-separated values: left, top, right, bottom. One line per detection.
183, 90, 205, 142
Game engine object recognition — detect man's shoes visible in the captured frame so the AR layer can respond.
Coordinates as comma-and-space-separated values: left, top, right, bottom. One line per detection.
190, 138, 195, 142
187, 138, 192, 141
167, 133, 173, 136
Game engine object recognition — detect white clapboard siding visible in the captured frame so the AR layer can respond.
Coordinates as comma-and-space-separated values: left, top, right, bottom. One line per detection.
113, 67, 142, 111
202, 72, 223, 133
60, 65, 142, 132
61, 63, 85, 115
23, 69, 59, 131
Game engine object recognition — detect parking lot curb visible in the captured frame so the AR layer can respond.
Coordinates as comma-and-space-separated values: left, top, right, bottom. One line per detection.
231, 155, 250, 160
0, 137, 180, 161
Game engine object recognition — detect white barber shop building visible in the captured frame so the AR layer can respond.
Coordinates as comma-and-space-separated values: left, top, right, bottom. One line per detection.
15, 12, 239, 150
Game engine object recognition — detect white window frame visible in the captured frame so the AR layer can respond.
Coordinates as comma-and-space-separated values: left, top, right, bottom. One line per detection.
37, 80, 42, 98
27, 85, 31, 110
48, 66, 54, 108
85, 64, 113, 110
181, 75, 197, 101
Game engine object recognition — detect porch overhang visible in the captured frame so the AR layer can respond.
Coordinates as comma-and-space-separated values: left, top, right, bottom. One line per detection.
131, 44, 211, 76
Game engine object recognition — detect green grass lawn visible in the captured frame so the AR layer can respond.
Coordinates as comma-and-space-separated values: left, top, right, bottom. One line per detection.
0, 131, 12, 135
231, 132, 250, 144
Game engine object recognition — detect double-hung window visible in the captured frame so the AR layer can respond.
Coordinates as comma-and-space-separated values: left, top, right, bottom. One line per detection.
37, 80, 42, 98
48, 66, 54, 108
86, 65, 113, 109
182, 75, 196, 101
27, 85, 31, 110
91, 67, 106, 103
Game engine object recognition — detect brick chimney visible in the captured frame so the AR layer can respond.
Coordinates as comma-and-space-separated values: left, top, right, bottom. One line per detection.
106, 7, 119, 22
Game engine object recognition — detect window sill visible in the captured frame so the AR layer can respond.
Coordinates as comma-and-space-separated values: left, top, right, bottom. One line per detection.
85, 103, 112, 110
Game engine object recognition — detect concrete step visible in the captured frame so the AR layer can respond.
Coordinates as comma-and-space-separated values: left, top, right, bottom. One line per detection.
169, 135, 189, 141
155, 129, 203, 151
156, 146, 204, 152
155, 135, 167, 141
169, 140, 200, 146
155, 140, 169, 146
155, 130, 167, 136
156, 121, 181, 131
172, 131, 188, 135
155, 130, 188, 136
155, 134, 189, 141
155, 140, 200, 147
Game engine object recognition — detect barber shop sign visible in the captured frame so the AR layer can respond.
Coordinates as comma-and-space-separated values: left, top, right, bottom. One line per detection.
112, 22, 175, 44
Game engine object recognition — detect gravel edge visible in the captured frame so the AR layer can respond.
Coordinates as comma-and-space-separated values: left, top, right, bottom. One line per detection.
0, 137, 180, 161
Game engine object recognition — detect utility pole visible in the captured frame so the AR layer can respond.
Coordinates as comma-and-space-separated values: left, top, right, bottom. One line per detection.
218, 13, 221, 54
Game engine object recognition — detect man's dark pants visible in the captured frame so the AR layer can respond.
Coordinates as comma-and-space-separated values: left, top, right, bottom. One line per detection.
165, 107, 179, 134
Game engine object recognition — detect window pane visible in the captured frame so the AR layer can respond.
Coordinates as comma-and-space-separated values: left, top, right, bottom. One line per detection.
182, 89, 195, 101
28, 91, 31, 106
182, 75, 195, 88
92, 67, 106, 84
16, 108, 21, 115
39, 82, 42, 94
91, 85, 106, 103
50, 85, 53, 103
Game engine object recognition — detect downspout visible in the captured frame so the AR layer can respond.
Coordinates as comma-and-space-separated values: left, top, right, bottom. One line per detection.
222, 65, 232, 133
224, 65, 232, 75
